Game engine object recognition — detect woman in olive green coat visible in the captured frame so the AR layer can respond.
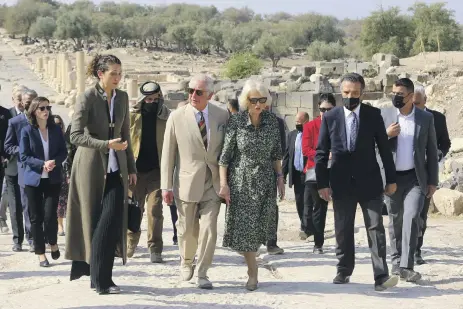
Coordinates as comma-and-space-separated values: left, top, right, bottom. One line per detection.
65, 54, 137, 295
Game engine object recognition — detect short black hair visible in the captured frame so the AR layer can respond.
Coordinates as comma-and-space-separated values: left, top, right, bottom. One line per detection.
319, 93, 336, 106
394, 78, 414, 93
340, 73, 365, 91
228, 98, 239, 112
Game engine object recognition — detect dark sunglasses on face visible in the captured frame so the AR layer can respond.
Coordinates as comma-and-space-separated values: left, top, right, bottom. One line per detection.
249, 97, 267, 104
38, 106, 52, 112
319, 107, 332, 113
188, 88, 204, 96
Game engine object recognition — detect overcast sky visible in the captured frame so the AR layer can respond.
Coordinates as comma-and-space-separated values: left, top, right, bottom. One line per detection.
2, 0, 462, 23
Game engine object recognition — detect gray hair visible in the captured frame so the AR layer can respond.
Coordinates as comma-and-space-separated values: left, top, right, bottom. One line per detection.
414, 85, 426, 98
340, 73, 365, 92
12, 85, 28, 97
23, 89, 38, 99
189, 74, 214, 93
238, 79, 272, 110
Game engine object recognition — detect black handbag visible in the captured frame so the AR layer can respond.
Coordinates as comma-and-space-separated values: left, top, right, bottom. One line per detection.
127, 196, 141, 233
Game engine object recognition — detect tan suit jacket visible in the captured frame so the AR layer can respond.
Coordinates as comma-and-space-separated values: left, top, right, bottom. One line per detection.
161, 103, 229, 202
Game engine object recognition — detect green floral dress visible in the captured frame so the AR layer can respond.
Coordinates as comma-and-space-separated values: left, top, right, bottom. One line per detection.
219, 110, 282, 252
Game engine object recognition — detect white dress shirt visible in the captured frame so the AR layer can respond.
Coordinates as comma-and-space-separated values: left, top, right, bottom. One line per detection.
39, 129, 49, 179
395, 107, 415, 171
15, 107, 22, 115
192, 103, 210, 143
107, 90, 119, 173
344, 104, 361, 150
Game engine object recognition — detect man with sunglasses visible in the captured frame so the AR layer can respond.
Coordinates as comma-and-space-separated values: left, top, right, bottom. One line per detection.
161, 74, 229, 289
4, 88, 38, 253
380, 78, 438, 282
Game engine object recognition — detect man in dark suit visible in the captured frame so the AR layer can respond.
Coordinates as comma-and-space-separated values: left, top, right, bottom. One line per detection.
4, 88, 38, 252
265, 105, 287, 255
412, 85, 446, 265
0, 101, 12, 234
316, 73, 399, 291
283, 111, 310, 240
381, 79, 438, 282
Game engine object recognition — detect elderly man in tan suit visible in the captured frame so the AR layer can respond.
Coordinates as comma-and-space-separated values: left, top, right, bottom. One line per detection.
161, 74, 228, 289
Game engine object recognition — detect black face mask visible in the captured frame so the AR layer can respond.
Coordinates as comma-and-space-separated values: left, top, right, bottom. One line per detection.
142, 102, 157, 113
392, 95, 406, 109
342, 97, 360, 111
295, 124, 303, 132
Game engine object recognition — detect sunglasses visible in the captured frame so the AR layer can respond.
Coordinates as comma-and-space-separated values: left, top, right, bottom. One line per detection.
38, 106, 52, 112
249, 97, 267, 104
319, 107, 333, 113
188, 88, 204, 96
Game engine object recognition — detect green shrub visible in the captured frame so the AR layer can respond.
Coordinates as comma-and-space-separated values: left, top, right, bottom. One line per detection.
307, 40, 345, 61
222, 52, 263, 80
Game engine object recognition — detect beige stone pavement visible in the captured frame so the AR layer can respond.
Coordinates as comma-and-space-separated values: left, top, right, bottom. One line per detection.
0, 39, 463, 309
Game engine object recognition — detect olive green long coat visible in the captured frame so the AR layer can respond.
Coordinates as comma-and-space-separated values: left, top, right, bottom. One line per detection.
64, 84, 137, 265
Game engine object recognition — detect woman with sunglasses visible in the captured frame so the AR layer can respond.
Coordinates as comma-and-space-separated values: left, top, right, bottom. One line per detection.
19, 97, 67, 267
301, 93, 336, 254
218, 79, 284, 291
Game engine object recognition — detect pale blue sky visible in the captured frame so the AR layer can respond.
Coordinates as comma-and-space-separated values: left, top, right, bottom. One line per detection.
2, 0, 462, 23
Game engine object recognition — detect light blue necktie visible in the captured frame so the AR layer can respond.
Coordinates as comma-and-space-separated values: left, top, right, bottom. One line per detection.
294, 132, 304, 171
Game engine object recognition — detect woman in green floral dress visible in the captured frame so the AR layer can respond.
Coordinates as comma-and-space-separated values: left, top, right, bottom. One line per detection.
219, 79, 285, 291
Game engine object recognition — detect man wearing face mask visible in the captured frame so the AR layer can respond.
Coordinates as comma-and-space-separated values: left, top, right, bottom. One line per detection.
282, 112, 310, 240
380, 78, 438, 282
316, 73, 398, 291
127, 81, 171, 263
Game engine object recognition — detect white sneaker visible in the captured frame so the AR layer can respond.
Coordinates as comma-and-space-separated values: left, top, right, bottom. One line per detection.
180, 264, 195, 281
197, 277, 213, 289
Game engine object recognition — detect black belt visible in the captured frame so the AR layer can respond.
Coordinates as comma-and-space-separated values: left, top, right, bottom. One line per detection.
396, 168, 415, 176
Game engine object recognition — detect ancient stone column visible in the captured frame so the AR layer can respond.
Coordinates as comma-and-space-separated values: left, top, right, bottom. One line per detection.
64, 59, 75, 92
76, 51, 85, 95
61, 54, 69, 93
126, 79, 138, 101
35, 57, 43, 73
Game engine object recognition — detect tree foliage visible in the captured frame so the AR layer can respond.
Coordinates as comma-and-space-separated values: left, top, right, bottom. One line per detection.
307, 41, 345, 61
29, 16, 56, 47
223, 52, 263, 80
253, 33, 290, 68
360, 7, 414, 58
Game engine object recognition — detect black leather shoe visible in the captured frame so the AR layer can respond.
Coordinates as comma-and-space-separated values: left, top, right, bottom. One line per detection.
313, 246, 324, 254
415, 255, 426, 265
374, 275, 399, 291
333, 273, 350, 284
391, 264, 400, 275
12, 244, 22, 252
98, 286, 120, 295
51, 249, 60, 260
40, 259, 50, 267
400, 268, 422, 282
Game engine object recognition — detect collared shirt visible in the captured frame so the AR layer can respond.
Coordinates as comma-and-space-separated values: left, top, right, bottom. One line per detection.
294, 131, 304, 171
106, 90, 119, 173
395, 107, 415, 171
192, 103, 210, 143
344, 104, 361, 151
15, 107, 22, 115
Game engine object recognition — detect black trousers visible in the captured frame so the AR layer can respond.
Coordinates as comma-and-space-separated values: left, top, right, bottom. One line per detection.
24, 179, 61, 255
5, 175, 24, 245
90, 172, 123, 291
292, 170, 307, 232
304, 182, 328, 248
333, 193, 389, 281
416, 197, 431, 257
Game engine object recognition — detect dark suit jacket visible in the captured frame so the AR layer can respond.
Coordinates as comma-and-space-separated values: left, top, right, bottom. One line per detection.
19, 124, 67, 187
0, 106, 12, 158
426, 108, 451, 158
282, 129, 305, 187
315, 103, 396, 202
5, 114, 31, 186
4, 108, 19, 176
276, 116, 286, 156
